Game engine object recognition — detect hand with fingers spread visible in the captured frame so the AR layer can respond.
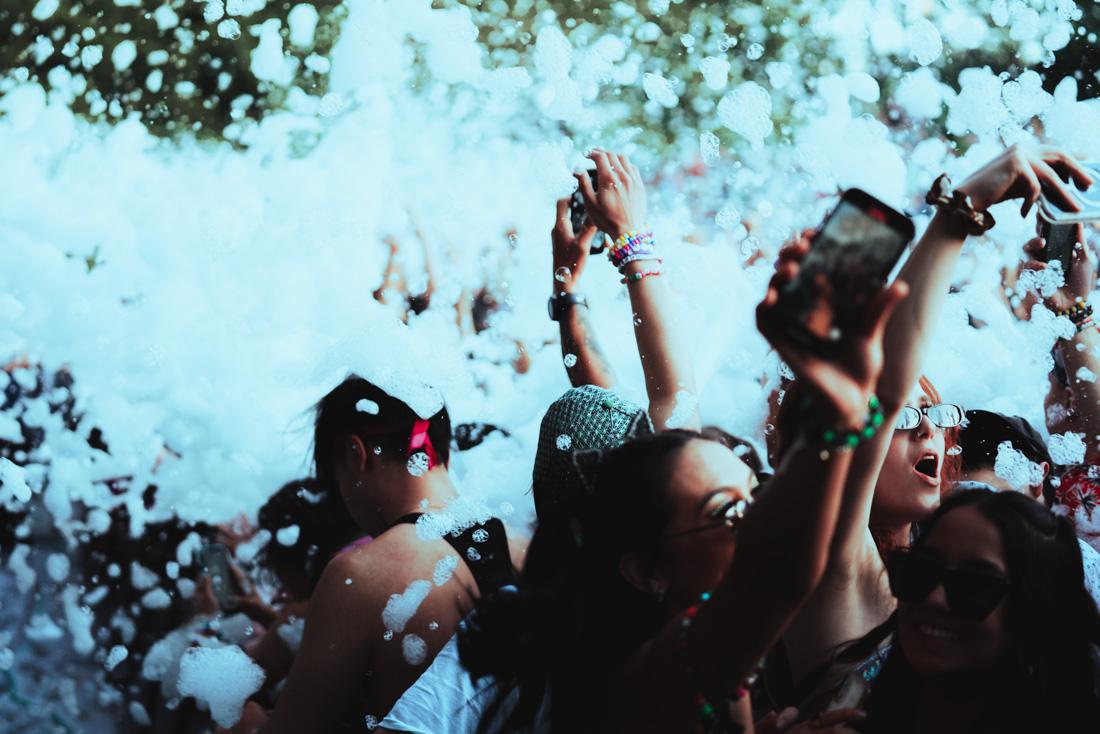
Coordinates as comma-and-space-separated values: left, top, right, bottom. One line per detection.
552, 197, 598, 293
958, 144, 1094, 218
757, 239, 908, 430
574, 149, 647, 241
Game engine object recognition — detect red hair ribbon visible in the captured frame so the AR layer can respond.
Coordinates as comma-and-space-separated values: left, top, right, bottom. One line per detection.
408, 418, 440, 470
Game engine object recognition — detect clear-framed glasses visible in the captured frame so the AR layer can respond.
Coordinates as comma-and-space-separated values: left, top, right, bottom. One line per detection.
664, 496, 752, 540
895, 403, 964, 431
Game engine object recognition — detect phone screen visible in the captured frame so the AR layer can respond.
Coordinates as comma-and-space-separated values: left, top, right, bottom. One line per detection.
570, 170, 606, 254
201, 543, 239, 612
779, 192, 913, 347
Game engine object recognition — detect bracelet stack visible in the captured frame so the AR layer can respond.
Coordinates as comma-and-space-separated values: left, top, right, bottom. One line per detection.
926, 174, 996, 236
609, 229, 660, 271
814, 395, 885, 460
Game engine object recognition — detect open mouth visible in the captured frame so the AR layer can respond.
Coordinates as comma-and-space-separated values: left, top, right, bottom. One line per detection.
914, 453, 940, 482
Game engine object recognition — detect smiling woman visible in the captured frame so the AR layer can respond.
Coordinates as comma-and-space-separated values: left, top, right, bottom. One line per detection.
819, 490, 1100, 733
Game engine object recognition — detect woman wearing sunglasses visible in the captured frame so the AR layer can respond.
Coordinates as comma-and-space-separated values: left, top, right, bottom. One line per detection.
771, 146, 1095, 711
811, 489, 1100, 732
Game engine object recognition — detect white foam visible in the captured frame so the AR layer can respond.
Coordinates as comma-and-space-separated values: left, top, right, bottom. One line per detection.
176, 645, 265, 728
381, 579, 432, 634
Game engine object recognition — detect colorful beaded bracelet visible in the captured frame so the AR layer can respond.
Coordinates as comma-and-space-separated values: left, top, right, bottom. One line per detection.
608, 229, 657, 269
678, 592, 756, 733
1058, 301, 1094, 325
816, 395, 885, 459
621, 270, 662, 285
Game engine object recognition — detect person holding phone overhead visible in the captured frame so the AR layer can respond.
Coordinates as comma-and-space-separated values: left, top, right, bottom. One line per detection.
765, 146, 1095, 716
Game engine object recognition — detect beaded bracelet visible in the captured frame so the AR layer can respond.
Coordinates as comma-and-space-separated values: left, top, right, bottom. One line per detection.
678, 592, 754, 734
1057, 301, 1094, 325
621, 270, 662, 285
617, 254, 662, 269
609, 229, 657, 270
815, 395, 885, 460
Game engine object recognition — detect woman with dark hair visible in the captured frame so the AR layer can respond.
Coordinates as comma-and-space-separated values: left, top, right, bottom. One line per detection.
454, 231, 909, 732
809, 490, 1100, 732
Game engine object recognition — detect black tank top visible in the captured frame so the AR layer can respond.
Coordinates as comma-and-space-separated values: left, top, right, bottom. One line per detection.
386, 512, 516, 596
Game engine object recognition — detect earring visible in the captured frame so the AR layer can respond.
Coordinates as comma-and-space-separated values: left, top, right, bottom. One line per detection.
354, 479, 364, 489
654, 585, 667, 603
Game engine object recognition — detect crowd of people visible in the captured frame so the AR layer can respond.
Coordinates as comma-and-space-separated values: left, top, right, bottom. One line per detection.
5, 142, 1100, 733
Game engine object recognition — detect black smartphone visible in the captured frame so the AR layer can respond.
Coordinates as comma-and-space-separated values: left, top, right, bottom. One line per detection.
775, 189, 915, 354
570, 169, 607, 254
201, 543, 239, 612
1037, 162, 1100, 275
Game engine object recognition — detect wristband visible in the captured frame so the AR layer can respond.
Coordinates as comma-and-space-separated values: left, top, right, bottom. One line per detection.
621, 270, 662, 285
547, 293, 588, 322
926, 174, 996, 235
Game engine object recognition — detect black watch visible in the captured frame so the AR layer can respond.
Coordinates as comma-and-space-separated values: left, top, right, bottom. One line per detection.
548, 293, 588, 321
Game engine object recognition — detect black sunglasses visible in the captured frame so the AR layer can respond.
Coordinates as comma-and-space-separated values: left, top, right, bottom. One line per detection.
886, 550, 1010, 621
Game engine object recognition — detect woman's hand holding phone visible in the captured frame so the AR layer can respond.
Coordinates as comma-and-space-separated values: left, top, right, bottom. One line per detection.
758, 239, 908, 430
957, 144, 1093, 218
574, 149, 647, 242
1022, 224, 1097, 312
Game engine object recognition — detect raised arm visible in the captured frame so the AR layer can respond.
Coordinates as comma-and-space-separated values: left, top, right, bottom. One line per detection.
550, 197, 617, 389
615, 246, 907, 729
1036, 225, 1100, 462
830, 146, 1094, 569
576, 150, 700, 430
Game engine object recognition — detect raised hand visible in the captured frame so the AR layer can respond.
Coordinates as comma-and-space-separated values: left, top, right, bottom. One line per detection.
552, 196, 597, 292
574, 149, 647, 241
958, 144, 1093, 218
757, 238, 908, 430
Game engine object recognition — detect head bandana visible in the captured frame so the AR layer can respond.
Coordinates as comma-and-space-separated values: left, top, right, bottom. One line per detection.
408, 418, 440, 470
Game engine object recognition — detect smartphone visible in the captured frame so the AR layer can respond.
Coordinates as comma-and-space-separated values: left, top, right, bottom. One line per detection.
775, 189, 915, 354
201, 543, 239, 612
1037, 162, 1100, 275
570, 169, 607, 254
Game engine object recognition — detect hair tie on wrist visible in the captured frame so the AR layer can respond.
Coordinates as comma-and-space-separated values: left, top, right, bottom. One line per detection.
926, 174, 995, 235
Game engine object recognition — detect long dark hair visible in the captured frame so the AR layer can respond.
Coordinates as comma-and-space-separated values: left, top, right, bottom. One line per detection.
458, 430, 728, 732
847, 490, 1100, 733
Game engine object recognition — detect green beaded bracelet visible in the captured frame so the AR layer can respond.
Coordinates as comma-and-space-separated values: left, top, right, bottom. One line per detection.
817, 395, 884, 459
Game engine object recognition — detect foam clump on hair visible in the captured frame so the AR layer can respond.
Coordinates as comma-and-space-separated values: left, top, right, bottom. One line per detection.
1048, 432, 1086, 466
995, 440, 1045, 491
177, 645, 265, 728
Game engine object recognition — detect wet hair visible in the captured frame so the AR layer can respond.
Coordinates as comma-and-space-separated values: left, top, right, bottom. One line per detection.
958, 409, 1056, 507
833, 490, 1100, 733
312, 374, 451, 490
459, 429, 751, 732
256, 478, 361, 597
